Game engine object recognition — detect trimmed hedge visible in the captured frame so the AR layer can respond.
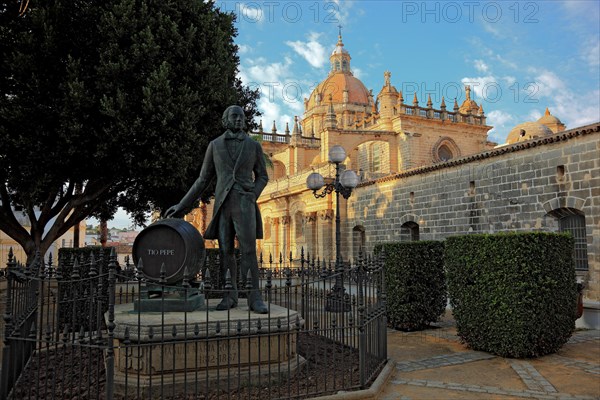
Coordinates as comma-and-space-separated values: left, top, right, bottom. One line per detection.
446, 232, 577, 358
376, 241, 447, 331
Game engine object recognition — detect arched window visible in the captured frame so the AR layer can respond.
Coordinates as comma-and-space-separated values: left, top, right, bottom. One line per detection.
371, 142, 382, 172
400, 221, 419, 242
437, 145, 453, 161
548, 208, 589, 271
342, 60, 348, 71
335, 61, 340, 71
432, 137, 460, 163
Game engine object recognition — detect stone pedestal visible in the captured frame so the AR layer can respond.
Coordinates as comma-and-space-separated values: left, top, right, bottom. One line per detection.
110, 300, 305, 398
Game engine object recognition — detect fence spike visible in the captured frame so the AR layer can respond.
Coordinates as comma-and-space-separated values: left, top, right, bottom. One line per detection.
245, 269, 253, 291
136, 258, 144, 281
182, 265, 190, 289
159, 262, 167, 284
89, 252, 97, 277
7, 247, 14, 264
47, 252, 54, 278
203, 267, 212, 291
71, 257, 81, 280
224, 268, 232, 290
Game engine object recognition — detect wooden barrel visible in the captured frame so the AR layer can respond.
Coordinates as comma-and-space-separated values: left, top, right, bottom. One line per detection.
133, 218, 205, 284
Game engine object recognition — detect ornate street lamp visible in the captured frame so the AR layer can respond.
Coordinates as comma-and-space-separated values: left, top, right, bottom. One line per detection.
307, 145, 359, 312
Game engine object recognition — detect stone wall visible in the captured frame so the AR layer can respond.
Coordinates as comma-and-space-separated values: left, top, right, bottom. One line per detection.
348, 123, 600, 301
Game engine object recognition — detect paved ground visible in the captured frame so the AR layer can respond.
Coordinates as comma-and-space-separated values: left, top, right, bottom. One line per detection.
377, 313, 600, 400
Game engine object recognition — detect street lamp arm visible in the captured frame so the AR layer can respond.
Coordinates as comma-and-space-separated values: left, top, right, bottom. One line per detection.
311, 183, 336, 198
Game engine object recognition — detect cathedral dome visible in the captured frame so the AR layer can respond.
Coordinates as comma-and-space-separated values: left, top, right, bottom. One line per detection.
306, 72, 370, 110
537, 107, 563, 126
305, 31, 371, 112
506, 121, 554, 144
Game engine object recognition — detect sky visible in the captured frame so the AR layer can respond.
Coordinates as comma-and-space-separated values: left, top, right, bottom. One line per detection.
106, 0, 600, 229
224, 0, 599, 143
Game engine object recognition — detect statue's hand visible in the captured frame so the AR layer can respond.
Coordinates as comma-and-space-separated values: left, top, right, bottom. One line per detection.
163, 204, 186, 219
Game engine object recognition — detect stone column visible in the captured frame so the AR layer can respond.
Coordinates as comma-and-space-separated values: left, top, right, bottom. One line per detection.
318, 210, 334, 261
281, 215, 291, 259
303, 212, 317, 259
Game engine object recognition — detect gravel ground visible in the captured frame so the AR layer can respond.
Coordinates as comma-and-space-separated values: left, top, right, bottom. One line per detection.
8, 333, 374, 400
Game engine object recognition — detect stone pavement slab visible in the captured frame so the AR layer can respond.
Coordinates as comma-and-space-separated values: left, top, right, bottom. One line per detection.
377, 317, 600, 400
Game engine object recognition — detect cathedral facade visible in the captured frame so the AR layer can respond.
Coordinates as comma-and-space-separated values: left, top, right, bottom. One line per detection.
187, 35, 599, 326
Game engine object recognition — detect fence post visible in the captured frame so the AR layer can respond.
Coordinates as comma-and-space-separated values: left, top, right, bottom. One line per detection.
105, 247, 117, 400
357, 258, 366, 388
1, 248, 16, 399
379, 252, 388, 361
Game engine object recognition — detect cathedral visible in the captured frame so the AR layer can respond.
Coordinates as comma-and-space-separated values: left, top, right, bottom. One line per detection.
185, 34, 599, 327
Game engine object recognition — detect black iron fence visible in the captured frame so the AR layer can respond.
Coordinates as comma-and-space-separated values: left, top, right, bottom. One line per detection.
1, 247, 387, 399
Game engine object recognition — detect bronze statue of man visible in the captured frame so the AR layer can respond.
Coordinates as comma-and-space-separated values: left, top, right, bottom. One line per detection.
165, 105, 269, 313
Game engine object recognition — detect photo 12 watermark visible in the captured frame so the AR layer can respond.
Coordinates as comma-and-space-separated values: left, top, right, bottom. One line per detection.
398, 1, 539, 24
244, 79, 541, 105
217, 1, 342, 24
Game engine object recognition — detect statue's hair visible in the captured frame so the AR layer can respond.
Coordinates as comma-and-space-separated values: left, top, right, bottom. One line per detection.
222, 105, 247, 130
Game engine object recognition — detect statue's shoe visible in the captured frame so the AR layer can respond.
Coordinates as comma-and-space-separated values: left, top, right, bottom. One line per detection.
216, 297, 237, 310
250, 299, 268, 314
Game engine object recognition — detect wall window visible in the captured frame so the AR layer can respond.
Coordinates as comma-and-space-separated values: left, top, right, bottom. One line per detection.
371, 142, 382, 172
548, 208, 589, 271
437, 144, 453, 161
432, 137, 460, 163
400, 221, 419, 242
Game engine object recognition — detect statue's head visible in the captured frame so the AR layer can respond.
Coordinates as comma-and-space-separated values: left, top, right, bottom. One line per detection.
222, 105, 247, 131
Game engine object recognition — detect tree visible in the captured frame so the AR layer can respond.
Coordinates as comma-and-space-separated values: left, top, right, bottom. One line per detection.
0, 0, 260, 263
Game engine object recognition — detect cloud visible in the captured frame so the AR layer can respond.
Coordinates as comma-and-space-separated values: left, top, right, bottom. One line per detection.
487, 109, 514, 126
238, 44, 251, 54
286, 32, 328, 68
581, 38, 600, 68
474, 59, 489, 73
352, 67, 363, 79
561, 0, 600, 23
239, 56, 293, 87
461, 76, 498, 100
528, 69, 600, 128
239, 3, 264, 24
238, 56, 310, 131
482, 22, 502, 38
502, 76, 516, 86
486, 109, 515, 143
256, 99, 293, 135
533, 70, 566, 97
526, 109, 543, 121
330, 0, 352, 25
